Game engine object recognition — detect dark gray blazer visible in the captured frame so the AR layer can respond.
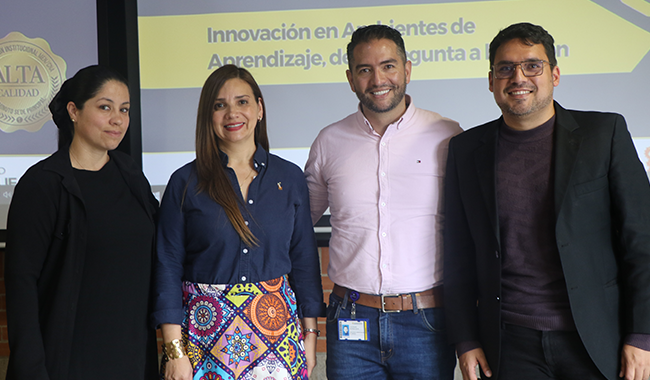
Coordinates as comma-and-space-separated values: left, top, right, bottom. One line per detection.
443, 102, 650, 380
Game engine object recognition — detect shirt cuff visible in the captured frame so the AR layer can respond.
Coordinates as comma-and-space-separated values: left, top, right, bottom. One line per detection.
298, 301, 327, 319
151, 308, 185, 329
456, 341, 482, 358
624, 334, 650, 352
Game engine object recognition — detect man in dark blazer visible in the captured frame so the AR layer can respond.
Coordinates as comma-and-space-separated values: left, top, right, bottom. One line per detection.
443, 22, 650, 380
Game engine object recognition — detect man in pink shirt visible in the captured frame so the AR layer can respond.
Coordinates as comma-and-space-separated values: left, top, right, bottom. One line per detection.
305, 24, 462, 379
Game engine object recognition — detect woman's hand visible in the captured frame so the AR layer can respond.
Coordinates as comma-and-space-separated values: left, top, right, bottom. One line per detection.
304, 330, 318, 377
164, 355, 193, 380
161, 323, 193, 380
301, 317, 319, 377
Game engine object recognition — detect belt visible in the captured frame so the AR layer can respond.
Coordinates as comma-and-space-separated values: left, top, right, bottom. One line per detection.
332, 284, 443, 312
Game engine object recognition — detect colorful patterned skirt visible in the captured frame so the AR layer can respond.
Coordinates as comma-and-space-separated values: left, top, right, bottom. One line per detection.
161, 276, 308, 380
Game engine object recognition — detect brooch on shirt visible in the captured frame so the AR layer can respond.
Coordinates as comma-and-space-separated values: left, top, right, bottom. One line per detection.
277, 182, 283, 190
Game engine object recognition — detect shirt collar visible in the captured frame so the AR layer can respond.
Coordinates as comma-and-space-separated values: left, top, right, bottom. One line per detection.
218, 143, 269, 171
357, 94, 415, 134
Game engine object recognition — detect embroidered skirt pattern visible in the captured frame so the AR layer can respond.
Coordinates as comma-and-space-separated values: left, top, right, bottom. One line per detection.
161, 276, 307, 380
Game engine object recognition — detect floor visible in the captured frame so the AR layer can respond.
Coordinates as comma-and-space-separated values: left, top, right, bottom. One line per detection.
0, 354, 465, 379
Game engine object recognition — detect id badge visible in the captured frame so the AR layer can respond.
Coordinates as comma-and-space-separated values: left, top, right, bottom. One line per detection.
338, 319, 369, 341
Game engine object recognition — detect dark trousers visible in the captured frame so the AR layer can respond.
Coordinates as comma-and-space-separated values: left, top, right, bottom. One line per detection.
495, 324, 607, 380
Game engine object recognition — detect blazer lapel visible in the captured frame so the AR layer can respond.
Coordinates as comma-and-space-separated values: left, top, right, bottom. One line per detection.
44, 149, 85, 205
474, 120, 501, 242
553, 102, 582, 218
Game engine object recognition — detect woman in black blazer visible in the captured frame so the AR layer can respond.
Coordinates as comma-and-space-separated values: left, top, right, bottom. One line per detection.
5, 65, 159, 380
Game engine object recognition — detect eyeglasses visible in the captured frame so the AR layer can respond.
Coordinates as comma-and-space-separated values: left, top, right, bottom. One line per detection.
492, 60, 550, 79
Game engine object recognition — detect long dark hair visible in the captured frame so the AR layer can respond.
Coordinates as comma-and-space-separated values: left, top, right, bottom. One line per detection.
48, 65, 128, 150
195, 65, 269, 246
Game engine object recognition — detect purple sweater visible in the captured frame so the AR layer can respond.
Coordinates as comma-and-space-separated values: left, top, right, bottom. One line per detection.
496, 117, 575, 330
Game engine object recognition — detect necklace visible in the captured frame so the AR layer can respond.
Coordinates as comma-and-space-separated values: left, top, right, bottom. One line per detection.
238, 166, 256, 188
69, 149, 89, 170
69, 148, 107, 171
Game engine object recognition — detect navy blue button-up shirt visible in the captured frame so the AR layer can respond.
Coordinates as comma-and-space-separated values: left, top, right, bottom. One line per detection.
152, 146, 325, 327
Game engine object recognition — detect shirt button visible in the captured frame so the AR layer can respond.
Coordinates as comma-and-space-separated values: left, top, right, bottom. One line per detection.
261, 162, 265, 166
382, 264, 387, 269
241, 276, 247, 281
248, 199, 254, 204
495, 250, 499, 258
254, 163, 259, 168
381, 232, 387, 237
381, 202, 386, 207
381, 142, 386, 146
245, 221, 249, 226
381, 172, 386, 176
243, 248, 248, 254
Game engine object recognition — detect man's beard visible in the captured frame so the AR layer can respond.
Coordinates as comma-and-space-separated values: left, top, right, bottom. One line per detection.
356, 80, 407, 114
498, 84, 553, 118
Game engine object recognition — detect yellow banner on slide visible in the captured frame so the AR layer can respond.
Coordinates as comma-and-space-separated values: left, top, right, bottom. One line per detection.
138, 0, 650, 88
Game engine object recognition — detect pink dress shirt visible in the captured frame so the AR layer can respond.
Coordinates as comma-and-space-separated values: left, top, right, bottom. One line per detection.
305, 96, 462, 295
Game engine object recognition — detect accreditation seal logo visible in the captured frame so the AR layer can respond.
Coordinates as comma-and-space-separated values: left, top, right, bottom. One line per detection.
0, 31, 67, 133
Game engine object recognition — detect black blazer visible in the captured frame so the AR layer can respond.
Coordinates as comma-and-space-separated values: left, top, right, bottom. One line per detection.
5, 149, 159, 379
443, 102, 650, 380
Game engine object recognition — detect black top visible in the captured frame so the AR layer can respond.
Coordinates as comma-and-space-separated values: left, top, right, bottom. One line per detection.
5, 150, 159, 380
68, 159, 155, 377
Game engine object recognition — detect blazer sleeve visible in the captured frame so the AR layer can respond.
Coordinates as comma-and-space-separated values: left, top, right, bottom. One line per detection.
608, 115, 650, 334
5, 169, 58, 379
443, 136, 481, 345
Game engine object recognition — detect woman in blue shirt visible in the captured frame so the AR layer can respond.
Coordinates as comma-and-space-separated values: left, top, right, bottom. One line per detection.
153, 65, 325, 380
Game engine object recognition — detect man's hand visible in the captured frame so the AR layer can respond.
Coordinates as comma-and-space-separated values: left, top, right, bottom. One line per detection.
620, 344, 650, 380
458, 348, 492, 380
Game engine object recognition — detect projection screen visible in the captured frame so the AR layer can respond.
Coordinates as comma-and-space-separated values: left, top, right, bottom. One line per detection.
136, 0, 650, 201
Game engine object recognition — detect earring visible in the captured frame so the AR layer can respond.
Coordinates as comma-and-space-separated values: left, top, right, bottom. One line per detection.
71, 119, 76, 122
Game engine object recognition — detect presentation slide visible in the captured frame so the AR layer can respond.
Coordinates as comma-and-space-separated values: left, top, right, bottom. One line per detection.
0, 0, 98, 229
137, 0, 650, 201
2, 0, 649, 230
